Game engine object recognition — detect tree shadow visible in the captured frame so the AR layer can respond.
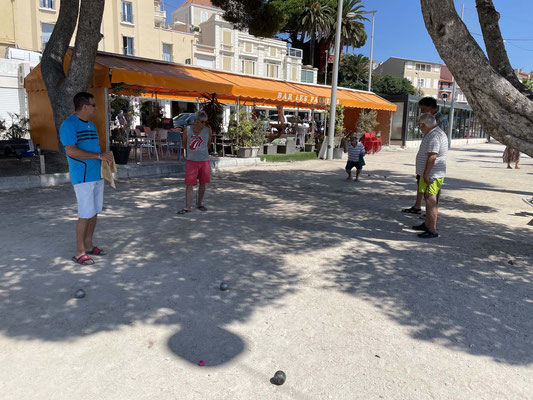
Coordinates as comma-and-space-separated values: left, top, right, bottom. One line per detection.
0, 162, 531, 368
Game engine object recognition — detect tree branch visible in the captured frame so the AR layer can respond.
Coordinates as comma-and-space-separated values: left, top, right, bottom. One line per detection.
65, 0, 105, 95
475, 0, 533, 98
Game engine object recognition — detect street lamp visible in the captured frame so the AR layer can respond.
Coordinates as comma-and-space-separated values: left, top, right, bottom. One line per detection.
324, 49, 328, 85
326, 0, 356, 160
360, 10, 377, 92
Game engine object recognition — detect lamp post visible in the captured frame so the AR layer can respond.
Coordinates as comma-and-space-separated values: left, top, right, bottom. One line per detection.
326, 0, 355, 160
360, 10, 377, 91
324, 50, 328, 85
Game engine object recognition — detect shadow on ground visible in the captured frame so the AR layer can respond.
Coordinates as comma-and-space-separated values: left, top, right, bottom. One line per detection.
0, 162, 531, 366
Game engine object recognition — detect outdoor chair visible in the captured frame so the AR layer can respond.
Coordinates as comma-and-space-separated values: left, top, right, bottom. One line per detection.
156, 129, 168, 158
139, 130, 159, 162
165, 131, 183, 160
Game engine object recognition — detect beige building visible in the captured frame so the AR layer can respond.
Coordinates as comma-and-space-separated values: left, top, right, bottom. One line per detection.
374, 57, 441, 98
0, 0, 195, 64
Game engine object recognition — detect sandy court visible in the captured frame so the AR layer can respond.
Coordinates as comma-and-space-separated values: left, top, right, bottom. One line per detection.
0, 142, 531, 399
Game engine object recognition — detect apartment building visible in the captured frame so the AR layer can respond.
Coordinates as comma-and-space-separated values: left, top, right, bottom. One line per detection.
0, 0, 195, 64
172, 0, 315, 83
374, 57, 441, 98
438, 64, 466, 104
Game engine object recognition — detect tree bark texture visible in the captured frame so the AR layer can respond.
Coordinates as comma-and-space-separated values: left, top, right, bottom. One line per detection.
41, 0, 105, 156
420, 0, 533, 157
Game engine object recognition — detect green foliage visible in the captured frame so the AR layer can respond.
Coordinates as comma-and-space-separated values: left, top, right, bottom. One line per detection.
356, 110, 379, 134
201, 93, 224, 135
2, 113, 30, 139
110, 128, 129, 145
325, 104, 345, 138
326, 0, 368, 49
140, 101, 165, 129
339, 53, 369, 90
523, 78, 533, 90
228, 109, 266, 147
371, 74, 416, 96
109, 82, 143, 128
298, 0, 334, 65
260, 152, 318, 162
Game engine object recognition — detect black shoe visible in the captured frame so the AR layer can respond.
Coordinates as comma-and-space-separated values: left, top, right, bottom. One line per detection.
412, 223, 429, 231
418, 231, 439, 239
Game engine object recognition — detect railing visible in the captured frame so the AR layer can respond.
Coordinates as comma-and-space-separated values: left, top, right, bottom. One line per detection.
154, 9, 166, 21
221, 44, 233, 51
287, 48, 303, 58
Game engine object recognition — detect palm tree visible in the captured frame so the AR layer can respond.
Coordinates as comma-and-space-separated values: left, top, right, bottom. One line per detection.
339, 53, 369, 89
328, 0, 368, 52
298, 0, 334, 66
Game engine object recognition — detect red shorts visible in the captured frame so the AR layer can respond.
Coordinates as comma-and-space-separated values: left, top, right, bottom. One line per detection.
185, 160, 210, 185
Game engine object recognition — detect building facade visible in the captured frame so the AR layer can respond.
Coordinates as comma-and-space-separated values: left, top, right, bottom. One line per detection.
374, 57, 442, 98
172, 0, 315, 83
0, 0, 195, 64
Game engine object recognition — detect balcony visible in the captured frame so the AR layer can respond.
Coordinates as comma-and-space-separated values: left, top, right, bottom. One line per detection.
154, 9, 166, 26
193, 43, 215, 55
220, 44, 234, 52
287, 48, 303, 58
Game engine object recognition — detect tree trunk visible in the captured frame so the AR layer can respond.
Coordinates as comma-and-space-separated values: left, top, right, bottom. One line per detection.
41, 0, 105, 158
310, 33, 316, 66
420, 0, 533, 157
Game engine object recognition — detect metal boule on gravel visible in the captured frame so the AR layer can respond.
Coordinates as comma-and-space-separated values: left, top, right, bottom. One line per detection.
220, 282, 229, 291
508, 260, 514, 265
271, 370, 286, 385
74, 289, 86, 299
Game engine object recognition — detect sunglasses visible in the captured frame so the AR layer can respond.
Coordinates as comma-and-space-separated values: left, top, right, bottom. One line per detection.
199, 120, 207, 124
86, 103, 96, 108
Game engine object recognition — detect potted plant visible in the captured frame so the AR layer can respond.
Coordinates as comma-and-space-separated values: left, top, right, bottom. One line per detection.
356, 109, 379, 135
304, 135, 315, 153
110, 127, 131, 164
228, 109, 265, 157
325, 104, 345, 159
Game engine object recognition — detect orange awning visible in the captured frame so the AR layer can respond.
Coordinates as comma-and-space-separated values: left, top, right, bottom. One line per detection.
25, 51, 396, 112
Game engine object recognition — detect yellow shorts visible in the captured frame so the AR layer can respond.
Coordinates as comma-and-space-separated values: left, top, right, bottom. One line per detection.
418, 177, 444, 196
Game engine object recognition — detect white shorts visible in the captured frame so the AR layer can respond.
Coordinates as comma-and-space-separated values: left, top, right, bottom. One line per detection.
73, 179, 104, 219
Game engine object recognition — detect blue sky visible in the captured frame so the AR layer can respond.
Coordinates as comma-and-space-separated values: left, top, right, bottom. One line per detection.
162, 0, 533, 72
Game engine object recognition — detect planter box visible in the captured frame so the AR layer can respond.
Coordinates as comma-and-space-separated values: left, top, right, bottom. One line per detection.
263, 144, 278, 154
0, 138, 29, 156
277, 138, 296, 154
304, 144, 315, 152
111, 145, 131, 165
333, 148, 344, 160
236, 146, 260, 158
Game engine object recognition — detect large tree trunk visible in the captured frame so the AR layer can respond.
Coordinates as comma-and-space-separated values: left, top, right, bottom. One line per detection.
420, 0, 533, 157
41, 0, 105, 158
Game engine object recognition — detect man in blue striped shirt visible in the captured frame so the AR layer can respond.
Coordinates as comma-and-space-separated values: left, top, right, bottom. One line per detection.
59, 92, 113, 265
344, 135, 366, 181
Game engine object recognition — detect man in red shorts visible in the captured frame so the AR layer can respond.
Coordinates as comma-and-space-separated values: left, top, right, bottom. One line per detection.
178, 111, 213, 214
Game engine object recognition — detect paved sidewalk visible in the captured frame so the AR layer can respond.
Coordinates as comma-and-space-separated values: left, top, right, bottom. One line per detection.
0, 142, 531, 399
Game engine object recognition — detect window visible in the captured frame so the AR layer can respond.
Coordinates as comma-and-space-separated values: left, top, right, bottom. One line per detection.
417, 78, 425, 88
40, 0, 55, 10
123, 36, 134, 56
416, 63, 433, 72
201, 11, 208, 23
301, 69, 314, 83
222, 30, 232, 46
243, 42, 253, 53
41, 23, 55, 50
162, 44, 172, 62
291, 66, 298, 81
241, 59, 255, 75
268, 46, 277, 57
121, 1, 134, 24
266, 63, 279, 78
222, 56, 232, 71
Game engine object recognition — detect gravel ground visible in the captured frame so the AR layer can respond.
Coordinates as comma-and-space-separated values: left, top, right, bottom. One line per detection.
0, 142, 531, 400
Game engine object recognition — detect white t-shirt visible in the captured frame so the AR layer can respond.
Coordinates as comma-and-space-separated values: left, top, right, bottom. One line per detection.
416, 126, 448, 179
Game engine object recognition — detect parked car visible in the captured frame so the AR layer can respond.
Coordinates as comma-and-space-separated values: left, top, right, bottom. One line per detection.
172, 113, 195, 130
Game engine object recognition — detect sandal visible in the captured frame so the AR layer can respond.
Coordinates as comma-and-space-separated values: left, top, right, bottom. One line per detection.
72, 254, 95, 265
197, 205, 207, 211
177, 208, 191, 215
402, 206, 421, 214
86, 246, 106, 256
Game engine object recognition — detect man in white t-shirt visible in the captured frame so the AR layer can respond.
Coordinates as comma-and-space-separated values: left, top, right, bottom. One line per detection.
412, 113, 448, 238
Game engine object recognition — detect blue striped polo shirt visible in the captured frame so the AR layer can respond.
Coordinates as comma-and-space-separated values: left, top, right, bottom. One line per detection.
59, 115, 102, 185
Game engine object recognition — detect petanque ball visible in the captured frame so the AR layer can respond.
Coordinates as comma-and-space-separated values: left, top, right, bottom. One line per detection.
271, 370, 286, 385
220, 282, 229, 291
74, 289, 86, 299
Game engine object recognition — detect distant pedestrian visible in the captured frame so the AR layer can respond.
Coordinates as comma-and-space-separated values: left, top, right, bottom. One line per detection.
59, 92, 114, 265
403, 96, 448, 214
344, 135, 365, 181
115, 109, 126, 128
503, 145, 520, 169
412, 113, 448, 239
177, 111, 213, 214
